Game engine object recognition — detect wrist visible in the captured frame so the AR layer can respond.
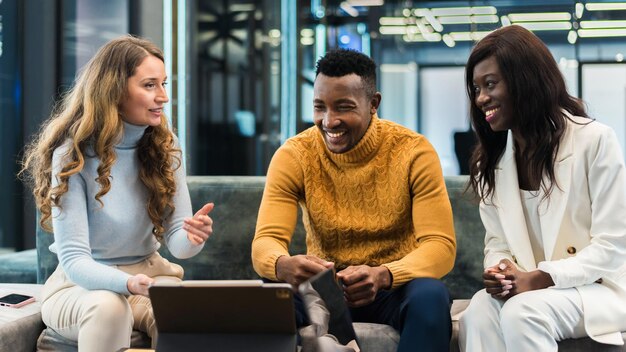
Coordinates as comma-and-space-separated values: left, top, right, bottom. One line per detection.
376, 266, 392, 290
275, 255, 288, 281
532, 270, 554, 290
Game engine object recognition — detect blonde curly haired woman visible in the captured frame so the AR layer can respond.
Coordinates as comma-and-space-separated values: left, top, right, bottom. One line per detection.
20, 35, 214, 351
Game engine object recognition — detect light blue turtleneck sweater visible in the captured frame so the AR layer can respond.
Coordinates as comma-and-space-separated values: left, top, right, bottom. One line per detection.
50, 122, 203, 294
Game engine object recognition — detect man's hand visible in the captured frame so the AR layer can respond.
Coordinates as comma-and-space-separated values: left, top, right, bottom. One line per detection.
336, 265, 391, 308
127, 274, 155, 297
184, 203, 214, 245
276, 255, 334, 287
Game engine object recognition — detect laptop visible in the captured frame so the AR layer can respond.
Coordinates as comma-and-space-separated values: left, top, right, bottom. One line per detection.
149, 280, 297, 352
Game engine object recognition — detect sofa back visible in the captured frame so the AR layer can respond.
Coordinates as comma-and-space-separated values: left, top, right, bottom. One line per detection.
36, 175, 484, 299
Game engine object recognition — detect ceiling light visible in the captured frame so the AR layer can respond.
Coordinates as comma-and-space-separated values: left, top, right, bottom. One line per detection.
379, 17, 408, 26
300, 29, 314, 37
578, 28, 626, 37
580, 20, 626, 29
379, 26, 419, 35
300, 37, 314, 45
402, 34, 427, 42
585, 2, 626, 11
472, 15, 499, 24
431, 7, 472, 17
450, 32, 472, 41
575, 3, 584, 19
567, 30, 578, 44
423, 11, 443, 32
508, 12, 571, 22
438, 16, 471, 24
514, 22, 572, 31
449, 31, 493, 41
501, 16, 511, 26
347, 0, 384, 6
472, 6, 497, 15
442, 34, 456, 47
340, 2, 359, 17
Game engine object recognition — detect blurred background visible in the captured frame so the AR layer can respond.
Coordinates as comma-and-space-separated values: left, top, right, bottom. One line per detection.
2, 0, 625, 252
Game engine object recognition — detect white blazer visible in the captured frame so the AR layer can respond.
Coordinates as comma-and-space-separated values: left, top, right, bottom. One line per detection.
479, 113, 626, 345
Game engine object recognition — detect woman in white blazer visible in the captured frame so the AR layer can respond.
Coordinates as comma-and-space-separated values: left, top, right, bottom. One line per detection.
458, 25, 626, 352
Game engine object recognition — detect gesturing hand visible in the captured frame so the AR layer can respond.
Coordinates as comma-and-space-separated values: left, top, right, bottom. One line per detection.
127, 274, 155, 297
337, 265, 391, 308
184, 203, 214, 245
276, 255, 334, 287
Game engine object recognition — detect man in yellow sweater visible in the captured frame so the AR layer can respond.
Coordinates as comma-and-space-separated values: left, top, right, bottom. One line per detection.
252, 49, 456, 351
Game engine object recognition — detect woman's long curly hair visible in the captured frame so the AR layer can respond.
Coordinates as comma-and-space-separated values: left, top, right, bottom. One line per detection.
465, 25, 588, 201
20, 35, 180, 239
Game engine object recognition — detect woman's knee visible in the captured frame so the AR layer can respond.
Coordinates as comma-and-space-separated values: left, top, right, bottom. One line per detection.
82, 291, 133, 328
499, 294, 552, 336
459, 290, 498, 330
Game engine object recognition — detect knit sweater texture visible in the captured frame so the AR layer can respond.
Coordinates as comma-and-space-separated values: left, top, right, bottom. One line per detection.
50, 122, 203, 294
252, 115, 456, 289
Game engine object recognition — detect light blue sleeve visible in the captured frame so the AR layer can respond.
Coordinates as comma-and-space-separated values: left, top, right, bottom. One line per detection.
162, 145, 205, 258
51, 144, 131, 294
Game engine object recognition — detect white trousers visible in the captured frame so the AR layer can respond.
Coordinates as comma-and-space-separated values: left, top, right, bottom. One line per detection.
458, 288, 587, 352
41, 252, 183, 352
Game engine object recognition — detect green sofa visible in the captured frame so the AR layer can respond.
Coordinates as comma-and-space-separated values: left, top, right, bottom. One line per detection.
0, 176, 623, 351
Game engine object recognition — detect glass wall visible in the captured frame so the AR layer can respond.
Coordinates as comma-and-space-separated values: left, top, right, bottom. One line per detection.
186, 0, 283, 175
293, 0, 626, 175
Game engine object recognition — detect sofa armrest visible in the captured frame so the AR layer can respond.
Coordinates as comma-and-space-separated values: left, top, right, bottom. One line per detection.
0, 284, 45, 352
0, 312, 44, 352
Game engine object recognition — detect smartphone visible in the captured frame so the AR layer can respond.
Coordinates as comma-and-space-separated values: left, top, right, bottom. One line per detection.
0, 293, 36, 308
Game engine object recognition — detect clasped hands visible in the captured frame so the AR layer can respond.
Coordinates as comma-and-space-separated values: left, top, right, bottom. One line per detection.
484, 259, 554, 301
276, 254, 392, 308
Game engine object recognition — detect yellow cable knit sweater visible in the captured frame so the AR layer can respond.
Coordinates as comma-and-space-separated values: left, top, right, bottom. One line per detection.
252, 115, 456, 289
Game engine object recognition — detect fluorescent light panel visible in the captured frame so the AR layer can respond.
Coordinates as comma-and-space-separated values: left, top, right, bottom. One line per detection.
585, 2, 626, 11
379, 17, 409, 26
347, 0, 384, 6
514, 22, 572, 31
437, 15, 498, 24
508, 12, 571, 22
578, 28, 626, 37
379, 26, 419, 35
580, 20, 626, 29
340, 2, 359, 17
449, 31, 493, 41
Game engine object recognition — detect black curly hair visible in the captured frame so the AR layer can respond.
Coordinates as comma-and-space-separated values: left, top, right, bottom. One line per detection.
315, 49, 377, 98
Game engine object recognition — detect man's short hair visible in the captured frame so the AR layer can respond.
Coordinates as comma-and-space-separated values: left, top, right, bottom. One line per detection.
315, 49, 377, 99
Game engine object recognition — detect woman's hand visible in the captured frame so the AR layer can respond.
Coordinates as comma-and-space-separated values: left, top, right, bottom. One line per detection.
183, 203, 214, 245
127, 273, 154, 296
483, 262, 513, 300
485, 259, 555, 301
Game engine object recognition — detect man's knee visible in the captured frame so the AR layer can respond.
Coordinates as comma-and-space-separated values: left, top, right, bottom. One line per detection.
402, 278, 451, 327
404, 278, 450, 307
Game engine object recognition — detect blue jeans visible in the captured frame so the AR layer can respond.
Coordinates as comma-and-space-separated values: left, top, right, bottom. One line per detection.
294, 277, 452, 352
